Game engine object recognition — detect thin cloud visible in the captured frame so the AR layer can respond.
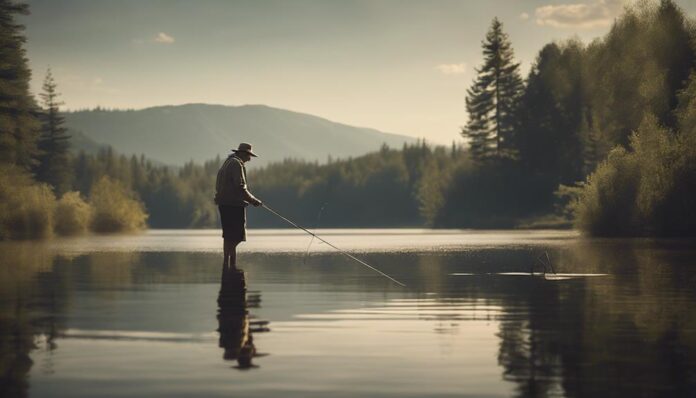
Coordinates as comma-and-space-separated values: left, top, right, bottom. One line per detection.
535, 0, 626, 29
520, 12, 530, 20
153, 32, 175, 44
436, 63, 467, 75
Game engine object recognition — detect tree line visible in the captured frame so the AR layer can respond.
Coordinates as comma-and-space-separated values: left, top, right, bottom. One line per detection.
0, 1, 146, 239
250, 0, 696, 234
1, 0, 695, 238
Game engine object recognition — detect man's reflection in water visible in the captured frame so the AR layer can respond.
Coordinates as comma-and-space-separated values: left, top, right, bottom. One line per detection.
217, 268, 270, 369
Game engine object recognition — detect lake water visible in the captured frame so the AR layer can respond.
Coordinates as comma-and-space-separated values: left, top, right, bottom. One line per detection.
1, 229, 696, 397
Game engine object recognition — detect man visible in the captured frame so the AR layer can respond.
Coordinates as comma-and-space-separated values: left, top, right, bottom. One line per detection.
215, 142, 263, 271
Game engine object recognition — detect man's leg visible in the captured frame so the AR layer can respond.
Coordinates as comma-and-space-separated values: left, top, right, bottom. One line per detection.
228, 241, 240, 269
223, 239, 241, 269
223, 239, 232, 268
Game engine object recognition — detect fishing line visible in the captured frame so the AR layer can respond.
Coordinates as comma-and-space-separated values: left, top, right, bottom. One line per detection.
262, 203, 406, 287
303, 202, 327, 265
533, 250, 556, 275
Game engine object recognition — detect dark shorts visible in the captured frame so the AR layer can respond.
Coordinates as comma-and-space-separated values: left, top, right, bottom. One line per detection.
219, 206, 246, 241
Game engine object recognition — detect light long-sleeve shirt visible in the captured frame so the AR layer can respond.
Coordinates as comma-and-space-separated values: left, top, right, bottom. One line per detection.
215, 155, 259, 206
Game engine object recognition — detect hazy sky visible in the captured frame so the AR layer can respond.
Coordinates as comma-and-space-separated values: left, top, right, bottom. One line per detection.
22, 0, 696, 144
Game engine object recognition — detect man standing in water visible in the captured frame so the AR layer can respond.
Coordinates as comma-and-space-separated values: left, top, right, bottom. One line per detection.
215, 143, 263, 271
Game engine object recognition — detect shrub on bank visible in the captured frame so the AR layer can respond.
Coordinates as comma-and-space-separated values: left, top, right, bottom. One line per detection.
54, 191, 92, 236
572, 112, 696, 236
0, 172, 147, 239
90, 176, 148, 233
0, 166, 57, 240
572, 147, 640, 236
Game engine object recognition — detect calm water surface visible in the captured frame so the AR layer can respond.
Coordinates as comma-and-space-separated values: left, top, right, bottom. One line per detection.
1, 229, 696, 397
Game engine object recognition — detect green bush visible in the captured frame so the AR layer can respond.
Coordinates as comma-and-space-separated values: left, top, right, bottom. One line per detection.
54, 191, 92, 236
90, 176, 148, 233
572, 112, 696, 236
572, 147, 641, 236
0, 166, 57, 240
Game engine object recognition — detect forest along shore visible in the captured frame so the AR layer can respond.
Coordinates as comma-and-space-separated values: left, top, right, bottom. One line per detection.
1, 1, 695, 239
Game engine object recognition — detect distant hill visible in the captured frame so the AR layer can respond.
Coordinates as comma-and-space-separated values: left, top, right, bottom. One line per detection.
63, 104, 417, 166
69, 130, 107, 154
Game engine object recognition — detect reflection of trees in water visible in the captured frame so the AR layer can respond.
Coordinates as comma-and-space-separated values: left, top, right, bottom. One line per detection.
0, 249, 278, 395
496, 279, 569, 398
406, 242, 696, 397
0, 248, 151, 397
0, 245, 70, 398
1, 241, 696, 395
0, 296, 34, 398
217, 269, 270, 369
555, 241, 696, 397
405, 250, 571, 397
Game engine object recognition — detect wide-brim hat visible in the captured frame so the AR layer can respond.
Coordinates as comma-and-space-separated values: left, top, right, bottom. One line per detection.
232, 142, 258, 157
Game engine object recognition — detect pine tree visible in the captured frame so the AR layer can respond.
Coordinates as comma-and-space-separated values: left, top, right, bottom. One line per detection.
462, 18, 524, 162
0, 0, 41, 169
35, 68, 72, 194
517, 41, 587, 183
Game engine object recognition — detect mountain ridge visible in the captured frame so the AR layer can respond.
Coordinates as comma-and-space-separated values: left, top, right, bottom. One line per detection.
63, 103, 418, 166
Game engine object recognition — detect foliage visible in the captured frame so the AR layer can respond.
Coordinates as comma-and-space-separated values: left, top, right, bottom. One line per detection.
70, 148, 220, 229
463, 18, 524, 162
571, 146, 641, 236
514, 0, 696, 235
89, 176, 147, 233
250, 142, 455, 227
415, 146, 470, 226
435, 160, 556, 228
572, 110, 696, 236
1, 0, 695, 237
676, 69, 696, 136
0, 0, 41, 170
45, 2, 694, 233
584, 0, 695, 150
34, 68, 72, 195
54, 191, 92, 236
516, 40, 588, 184
0, 165, 56, 239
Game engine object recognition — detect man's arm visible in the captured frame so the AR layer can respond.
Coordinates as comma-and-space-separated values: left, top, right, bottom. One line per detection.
233, 160, 262, 206
240, 173, 262, 206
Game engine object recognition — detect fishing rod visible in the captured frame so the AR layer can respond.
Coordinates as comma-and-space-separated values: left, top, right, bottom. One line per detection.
261, 203, 406, 287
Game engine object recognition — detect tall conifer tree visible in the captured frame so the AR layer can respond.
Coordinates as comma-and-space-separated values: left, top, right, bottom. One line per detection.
0, 0, 40, 169
462, 18, 524, 162
35, 68, 72, 194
